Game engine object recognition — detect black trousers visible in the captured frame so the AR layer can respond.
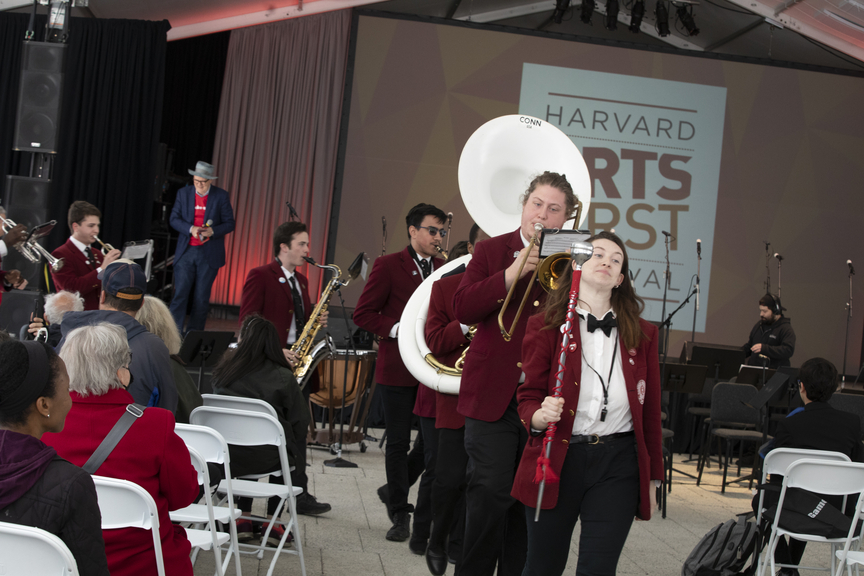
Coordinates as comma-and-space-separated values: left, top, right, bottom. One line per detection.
414, 416, 438, 539
430, 426, 468, 560
379, 384, 426, 515
461, 401, 528, 576
522, 435, 640, 576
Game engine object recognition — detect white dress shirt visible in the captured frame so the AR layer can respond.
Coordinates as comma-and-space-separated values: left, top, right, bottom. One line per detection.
281, 266, 304, 346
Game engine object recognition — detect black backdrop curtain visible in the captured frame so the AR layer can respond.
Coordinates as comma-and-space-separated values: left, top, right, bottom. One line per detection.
161, 31, 230, 175
0, 14, 170, 251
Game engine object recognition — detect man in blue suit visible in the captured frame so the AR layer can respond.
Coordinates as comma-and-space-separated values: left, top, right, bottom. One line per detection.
169, 161, 236, 333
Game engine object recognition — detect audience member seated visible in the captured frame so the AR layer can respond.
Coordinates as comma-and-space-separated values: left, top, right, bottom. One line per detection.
136, 296, 203, 424
211, 315, 328, 544
27, 290, 85, 347
756, 357, 864, 576
43, 322, 198, 576
0, 339, 110, 576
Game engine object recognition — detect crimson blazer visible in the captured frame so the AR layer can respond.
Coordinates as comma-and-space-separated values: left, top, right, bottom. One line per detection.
353, 246, 443, 387
42, 388, 199, 576
239, 260, 313, 347
51, 238, 104, 310
510, 315, 664, 521
426, 272, 469, 429
453, 228, 546, 422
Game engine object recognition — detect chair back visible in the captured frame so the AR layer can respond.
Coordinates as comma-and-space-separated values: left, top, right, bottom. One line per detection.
784, 459, 864, 496
763, 448, 850, 479
92, 475, 165, 576
828, 393, 864, 438
0, 523, 79, 576
711, 382, 759, 426
174, 423, 230, 467
201, 394, 278, 419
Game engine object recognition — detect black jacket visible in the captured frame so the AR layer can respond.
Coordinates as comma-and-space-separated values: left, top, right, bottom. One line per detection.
1, 454, 109, 576
743, 316, 796, 369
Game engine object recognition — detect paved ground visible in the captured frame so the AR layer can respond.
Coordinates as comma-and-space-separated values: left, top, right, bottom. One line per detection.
190, 430, 834, 576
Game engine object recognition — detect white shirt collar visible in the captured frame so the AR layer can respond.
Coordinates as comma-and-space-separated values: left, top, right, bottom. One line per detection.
69, 236, 91, 254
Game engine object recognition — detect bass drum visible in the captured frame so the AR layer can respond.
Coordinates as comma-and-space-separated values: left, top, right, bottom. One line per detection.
398, 255, 471, 395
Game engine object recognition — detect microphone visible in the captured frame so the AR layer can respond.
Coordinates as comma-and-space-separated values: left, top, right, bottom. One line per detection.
286, 201, 300, 220
198, 219, 213, 241
661, 230, 672, 237
849, 260, 856, 276
447, 212, 453, 224
774, 253, 784, 261
696, 239, 701, 256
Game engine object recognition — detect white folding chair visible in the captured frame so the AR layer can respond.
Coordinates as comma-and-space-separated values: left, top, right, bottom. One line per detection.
762, 459, 864, 576
755, 449, 852, 576
92, 475, 165, 576
173, 423, 243, 576
202, 394, 279, 418
190, 406, 306, 576
0, 522, 79, 576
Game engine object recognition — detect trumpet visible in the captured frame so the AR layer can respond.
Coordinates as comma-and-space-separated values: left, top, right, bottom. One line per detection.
434, 245, 449, 260
0, 216, 64, 271
94, 235, 116, 256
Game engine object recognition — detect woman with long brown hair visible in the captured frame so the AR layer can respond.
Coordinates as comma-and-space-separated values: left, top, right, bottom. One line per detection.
511, 231, 663, 576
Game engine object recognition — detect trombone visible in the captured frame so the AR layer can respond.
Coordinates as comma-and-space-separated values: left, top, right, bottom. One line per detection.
0, 216, 64, 271
94, 235, 116, 256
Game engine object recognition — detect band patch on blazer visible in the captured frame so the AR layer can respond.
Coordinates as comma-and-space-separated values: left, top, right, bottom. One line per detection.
637, 380, 646, 404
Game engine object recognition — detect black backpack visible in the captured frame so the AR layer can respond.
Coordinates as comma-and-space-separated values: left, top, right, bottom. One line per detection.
681, 513, 758, 576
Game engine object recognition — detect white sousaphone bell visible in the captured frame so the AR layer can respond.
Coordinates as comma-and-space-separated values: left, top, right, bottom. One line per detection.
398, 114, 592, 395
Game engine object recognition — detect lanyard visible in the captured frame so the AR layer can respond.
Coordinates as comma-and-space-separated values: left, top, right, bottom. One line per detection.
581, 332, 619, 422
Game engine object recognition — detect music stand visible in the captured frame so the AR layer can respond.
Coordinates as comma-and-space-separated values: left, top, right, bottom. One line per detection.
736, 366, 777, 388
663, 362, 708, 479
689, 345, 747, 382
178, 331, 234, 393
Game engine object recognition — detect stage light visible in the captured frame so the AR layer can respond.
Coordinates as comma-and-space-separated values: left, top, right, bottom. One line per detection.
677, 4, 700, 36
581, 0, 596, 24
605, 0, 620, 30
655, 1, 670, 36
629, 0, 645, 32
552, 0, 572, 23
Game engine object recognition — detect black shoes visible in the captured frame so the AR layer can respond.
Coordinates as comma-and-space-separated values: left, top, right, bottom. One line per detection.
386, 511, 411, 542
377, 484, 393, 522
409, 533, 428, 555
425, 545, 448, 575
295, 492, 331, 516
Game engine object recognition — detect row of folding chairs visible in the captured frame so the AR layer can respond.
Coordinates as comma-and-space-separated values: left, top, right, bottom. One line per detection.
0, 395, 305, 576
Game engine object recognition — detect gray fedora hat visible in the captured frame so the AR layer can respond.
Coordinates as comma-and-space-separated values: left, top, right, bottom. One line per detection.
188, 161, 218, 180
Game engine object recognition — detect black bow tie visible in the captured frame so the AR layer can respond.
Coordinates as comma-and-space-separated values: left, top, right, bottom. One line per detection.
585, 313, 617, 337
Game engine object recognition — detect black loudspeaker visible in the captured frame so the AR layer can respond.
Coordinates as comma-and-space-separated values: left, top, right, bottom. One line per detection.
13, 41, 66, 154
3, 176, 53, 289
0, 289, 44, 338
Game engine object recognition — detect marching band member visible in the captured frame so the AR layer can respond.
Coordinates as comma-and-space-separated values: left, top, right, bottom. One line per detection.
51, 201, 122, 310
238, 221, 330, 516
512, 231, 662, 576
0, 205, 29, 300
354, 203, 446, 544
453, 172, 577, 576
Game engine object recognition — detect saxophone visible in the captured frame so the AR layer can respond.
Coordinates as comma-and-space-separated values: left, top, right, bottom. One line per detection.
290, 257, 360, 386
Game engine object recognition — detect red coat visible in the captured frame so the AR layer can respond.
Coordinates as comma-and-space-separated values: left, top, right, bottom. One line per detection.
353, 246, 443, 387
51, 238, 104, 310
42, 388, 199, 576
239, 260, 313, 347
425, 272, 469, 429
453, 229, 546, 421
510, 315, 664, 521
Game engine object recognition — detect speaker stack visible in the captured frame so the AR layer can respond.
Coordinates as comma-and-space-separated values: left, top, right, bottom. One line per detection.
13, 41, 66, 154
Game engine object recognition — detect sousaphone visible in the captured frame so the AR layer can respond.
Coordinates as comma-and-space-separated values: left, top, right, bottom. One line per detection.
398, 115, 592, 395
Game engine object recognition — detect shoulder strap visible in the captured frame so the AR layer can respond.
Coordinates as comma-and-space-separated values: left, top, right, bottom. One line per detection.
82, 403, 146, 474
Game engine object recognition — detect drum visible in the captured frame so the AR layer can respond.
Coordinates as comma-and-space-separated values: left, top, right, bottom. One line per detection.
310, 349, 377, 409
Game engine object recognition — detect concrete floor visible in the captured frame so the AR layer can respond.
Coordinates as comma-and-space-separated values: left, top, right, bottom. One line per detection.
190, 432, 836, 576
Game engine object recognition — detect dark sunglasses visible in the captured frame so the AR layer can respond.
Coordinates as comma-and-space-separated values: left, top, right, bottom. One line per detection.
418, 226, 447, 238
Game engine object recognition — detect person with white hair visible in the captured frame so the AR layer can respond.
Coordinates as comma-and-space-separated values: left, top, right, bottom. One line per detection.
28, 291, 85, 347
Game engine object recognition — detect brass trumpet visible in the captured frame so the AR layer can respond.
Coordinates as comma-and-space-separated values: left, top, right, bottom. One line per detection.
94, 235, 116, 256
0, 216, 64, 271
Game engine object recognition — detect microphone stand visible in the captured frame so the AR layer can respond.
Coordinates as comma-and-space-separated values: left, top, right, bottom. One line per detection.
324, 283, 360, 469
777, 257, 783, 300
842, 266, 854, 385
691, 245, 701, 343
659, 234, 671, 363
660, 288, 698, 389
763, 241, 771, 294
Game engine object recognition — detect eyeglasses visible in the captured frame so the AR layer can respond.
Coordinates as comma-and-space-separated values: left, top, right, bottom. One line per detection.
418, 226, 447, 238
193, 179, 210, 185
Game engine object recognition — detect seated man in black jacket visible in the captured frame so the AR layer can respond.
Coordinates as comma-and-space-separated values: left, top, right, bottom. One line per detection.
762, 357, 863, 576
743, 294, 796, 369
